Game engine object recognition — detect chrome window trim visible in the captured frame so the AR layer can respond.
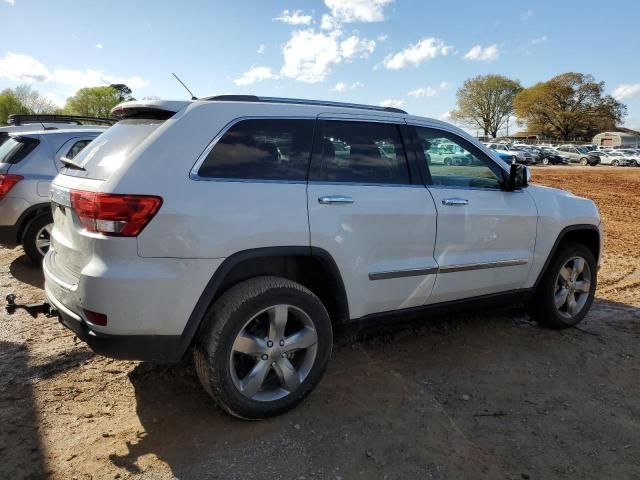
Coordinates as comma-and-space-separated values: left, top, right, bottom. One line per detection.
369, 259, 528, 281
189, 115, 316, 181
309, 181, 425, 189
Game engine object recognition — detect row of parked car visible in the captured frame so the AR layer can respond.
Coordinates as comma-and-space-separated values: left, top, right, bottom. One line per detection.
483, 142, 640, 167
0, 115, 114, 263
1, 101, 602, 420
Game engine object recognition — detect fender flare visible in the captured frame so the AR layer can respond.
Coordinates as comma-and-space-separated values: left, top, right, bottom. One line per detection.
532, 223, 600, 289
176, 246, 348, 357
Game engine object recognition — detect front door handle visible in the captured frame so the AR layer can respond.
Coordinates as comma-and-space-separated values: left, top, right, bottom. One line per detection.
318, 195, 354, 205
442, 197, 469, 206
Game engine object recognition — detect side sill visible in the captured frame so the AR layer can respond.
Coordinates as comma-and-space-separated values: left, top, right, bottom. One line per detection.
339, 289, 534, 334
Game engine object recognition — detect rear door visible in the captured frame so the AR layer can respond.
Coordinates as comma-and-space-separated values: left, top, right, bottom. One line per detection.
307, 118, 438, 319
411, 124, 537, 304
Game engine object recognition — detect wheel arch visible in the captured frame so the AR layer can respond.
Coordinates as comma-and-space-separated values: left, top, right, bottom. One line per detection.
533, 224, 601, 289
16, 203, 52, 244
178, 246, 349, 357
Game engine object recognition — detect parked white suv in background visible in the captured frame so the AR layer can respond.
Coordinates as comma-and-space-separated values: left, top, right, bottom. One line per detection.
43, 96, 602, 419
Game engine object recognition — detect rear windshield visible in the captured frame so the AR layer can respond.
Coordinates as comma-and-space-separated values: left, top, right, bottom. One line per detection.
63, 119, 164, 180
0, 136, 40, 164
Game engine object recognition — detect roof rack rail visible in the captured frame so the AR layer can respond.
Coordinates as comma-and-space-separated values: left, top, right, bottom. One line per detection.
204, 95, 408, 115
7, 114, 116, 126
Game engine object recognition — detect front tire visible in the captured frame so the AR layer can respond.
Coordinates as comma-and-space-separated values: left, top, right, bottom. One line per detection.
22, 214, 53, 265
194, 276, 333, 419
579, 158, 588, 166
529, 242, 597, 329
542, 157, 549, 165
612, 160, 619, 167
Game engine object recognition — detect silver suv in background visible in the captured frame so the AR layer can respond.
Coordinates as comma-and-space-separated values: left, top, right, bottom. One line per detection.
0, 128, 106, 263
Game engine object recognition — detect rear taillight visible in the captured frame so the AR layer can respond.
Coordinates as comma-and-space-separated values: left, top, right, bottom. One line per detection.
69, 190, 162, 237
0, 174, 23, 200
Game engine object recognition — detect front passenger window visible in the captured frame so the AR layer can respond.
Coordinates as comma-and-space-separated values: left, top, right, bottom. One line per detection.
415, 127, 502, 189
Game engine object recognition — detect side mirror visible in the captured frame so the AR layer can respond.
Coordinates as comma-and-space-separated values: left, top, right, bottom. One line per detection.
506, 162, 528, 191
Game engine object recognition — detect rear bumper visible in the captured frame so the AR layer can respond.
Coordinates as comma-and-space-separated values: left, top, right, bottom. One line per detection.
46, 283, 183, 362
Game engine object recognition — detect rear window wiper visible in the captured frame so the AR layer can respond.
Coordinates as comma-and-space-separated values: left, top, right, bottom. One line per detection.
60, 156, 86, 171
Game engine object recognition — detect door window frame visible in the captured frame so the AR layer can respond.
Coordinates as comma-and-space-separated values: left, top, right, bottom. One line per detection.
308, 118, 423, 187
406, 124, 512, 191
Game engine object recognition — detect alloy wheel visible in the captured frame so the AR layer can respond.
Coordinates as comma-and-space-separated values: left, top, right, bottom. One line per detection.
229, 304, 318, 402
35, 223, 52, 257
554, 256, 592, 319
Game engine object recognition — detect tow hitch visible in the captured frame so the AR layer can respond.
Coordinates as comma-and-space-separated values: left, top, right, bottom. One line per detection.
5, 294, 58, 318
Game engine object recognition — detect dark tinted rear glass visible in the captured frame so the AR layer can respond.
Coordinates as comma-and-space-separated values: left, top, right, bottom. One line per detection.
198, 119, 315, 181
317, 121, 410, 184
0, 137, 40, 164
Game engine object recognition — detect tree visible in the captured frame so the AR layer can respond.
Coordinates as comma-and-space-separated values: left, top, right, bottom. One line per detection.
450, 74, 523, 138
0, 89, 31, 125
64, 86, 122, 117
110, 83, 135, 102
514, 72, 626, 141
13, 84, 58, 114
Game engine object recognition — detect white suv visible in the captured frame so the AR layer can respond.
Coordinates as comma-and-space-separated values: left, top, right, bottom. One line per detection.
43, 96, 602, 419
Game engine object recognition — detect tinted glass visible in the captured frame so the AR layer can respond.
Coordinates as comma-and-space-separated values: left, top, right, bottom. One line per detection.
416, 127, 502, 189
0, 137, 39, 164
66, 140, 92, 159
318, 121, 409, 184
199, 119, 314, 181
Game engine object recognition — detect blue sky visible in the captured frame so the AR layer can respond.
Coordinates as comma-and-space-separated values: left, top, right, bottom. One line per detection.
1, 0, 639, 133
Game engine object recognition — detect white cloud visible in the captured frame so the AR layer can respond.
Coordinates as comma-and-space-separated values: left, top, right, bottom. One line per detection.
612, 84, 640, 101
43, 92, 65, 108
330, 81, 363, 92
331, 81, 348, 92
95, 43, 103, 49
463, 44, 499, 62
257, 44, 265, 54
340, 35, 375, 59
408, 87, 437, 98
320, 13, 339, 30
521, 9, 533, 20
324, 0, 393, 23
273, 9, 313, 25
407, 81, 448, 98
382, 37, 453, 70
530, 35, 547, 45
438, 111, 452, 121
379, 99, 404, 109
234, 66, 276, 86
0, 52, 149, 92
4, 0, 15, 5
0, 52, 50, 82
280, 29, 375, 83
377, 34, 388, 42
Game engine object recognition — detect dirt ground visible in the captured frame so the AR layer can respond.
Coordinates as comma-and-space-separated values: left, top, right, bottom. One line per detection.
1, 166, 639, 480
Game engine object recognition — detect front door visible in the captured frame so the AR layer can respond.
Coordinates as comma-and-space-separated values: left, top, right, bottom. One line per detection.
412, 125, 538, 304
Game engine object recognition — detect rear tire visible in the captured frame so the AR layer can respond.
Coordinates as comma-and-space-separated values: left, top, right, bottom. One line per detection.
22, 213, 53, 266
542, 157, 549, 165
529, 242, 597, 329
612, 160, 619, 166
193, 276, 333, 419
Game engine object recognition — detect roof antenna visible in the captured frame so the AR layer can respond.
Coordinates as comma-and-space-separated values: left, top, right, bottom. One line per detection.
172, 73, 198, 100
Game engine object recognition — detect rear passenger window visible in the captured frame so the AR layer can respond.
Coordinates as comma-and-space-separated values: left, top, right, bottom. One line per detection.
317, 121, 410, 184
198, 119, 314, 181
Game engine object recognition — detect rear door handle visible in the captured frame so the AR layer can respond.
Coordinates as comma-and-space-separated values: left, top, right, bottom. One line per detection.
318, 195, 354, 205
442, 197, 469, 206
